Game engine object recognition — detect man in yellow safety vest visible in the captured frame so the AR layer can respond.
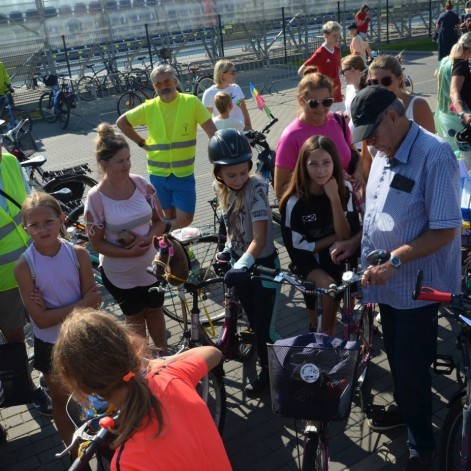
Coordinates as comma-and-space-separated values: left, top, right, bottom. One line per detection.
117, 64, 216, 230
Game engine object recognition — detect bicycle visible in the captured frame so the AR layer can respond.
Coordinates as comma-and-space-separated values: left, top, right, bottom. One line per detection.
412, 270, 471, 470
0, 91, 32, 134
77, 59, 126, 102
38, 74, 77, 130
261, 249, 389, 470
154, 47, 214, 100
2, 119, 97, 219
116, 74, 156, 116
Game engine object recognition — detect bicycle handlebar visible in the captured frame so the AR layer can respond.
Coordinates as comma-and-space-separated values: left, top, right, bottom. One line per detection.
68, 415, 117, 471
412, 269, 454, 303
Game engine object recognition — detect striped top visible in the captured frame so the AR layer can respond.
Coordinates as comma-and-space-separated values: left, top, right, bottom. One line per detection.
361, 122, 461, 309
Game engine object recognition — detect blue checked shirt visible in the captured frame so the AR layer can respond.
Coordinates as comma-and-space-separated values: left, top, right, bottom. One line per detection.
361, 122, 461, 309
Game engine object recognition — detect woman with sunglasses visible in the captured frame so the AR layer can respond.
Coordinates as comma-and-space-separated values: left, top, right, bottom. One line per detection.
202, 59, 252, 131
368, 54, 435, 133
274, 67, 363, 199
450, 32, 471, 127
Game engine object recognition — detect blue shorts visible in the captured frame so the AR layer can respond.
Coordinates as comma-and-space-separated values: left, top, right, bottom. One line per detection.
149, 174, 196, 214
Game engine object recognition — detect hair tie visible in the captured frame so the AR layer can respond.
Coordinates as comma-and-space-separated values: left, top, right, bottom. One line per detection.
122, 371, 135, 382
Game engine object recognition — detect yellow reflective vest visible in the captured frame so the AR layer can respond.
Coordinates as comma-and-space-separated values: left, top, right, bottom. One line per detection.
125, 92, 211, 177
0, 153, 30, 291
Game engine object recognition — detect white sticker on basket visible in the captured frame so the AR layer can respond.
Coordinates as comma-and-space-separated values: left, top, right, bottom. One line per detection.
300, 363, 320, 383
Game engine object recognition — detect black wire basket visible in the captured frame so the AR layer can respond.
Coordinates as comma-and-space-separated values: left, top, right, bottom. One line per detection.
4, 131, 37, 158
267, 333, 360, 421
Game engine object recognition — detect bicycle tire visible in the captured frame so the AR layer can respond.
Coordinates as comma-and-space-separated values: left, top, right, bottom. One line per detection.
356, 304, 374, 388
195, 365, 226, 433
302, 430, 329, 471
117, 91, 142, 116
235, 308, 255, 362
127, 68, 150, 87
162, 235, 225, 326
77, 76, 97, 101
439, 394, 466, 470
1, 105, 34, 133
404, 74, 414, 94
58, 94, 71, 129
39, 91, 57, 123
43, 174, 97, 217
194, 75, 215, 100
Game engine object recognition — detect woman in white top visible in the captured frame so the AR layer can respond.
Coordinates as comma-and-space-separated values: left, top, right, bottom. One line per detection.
202, 59, 252, 131
341, 55, 367, 141
368, 54, 435, 132
85, 123, 167, 350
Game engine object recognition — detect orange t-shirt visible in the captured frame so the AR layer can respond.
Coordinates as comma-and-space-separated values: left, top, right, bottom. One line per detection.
111, 356, 232, 471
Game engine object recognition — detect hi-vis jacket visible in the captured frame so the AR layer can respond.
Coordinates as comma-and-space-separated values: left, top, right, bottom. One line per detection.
125, 92, 211, 177
0, 153, 30, 291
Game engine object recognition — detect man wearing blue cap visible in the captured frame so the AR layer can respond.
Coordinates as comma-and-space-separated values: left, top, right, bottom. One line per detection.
351, 85, 461, 470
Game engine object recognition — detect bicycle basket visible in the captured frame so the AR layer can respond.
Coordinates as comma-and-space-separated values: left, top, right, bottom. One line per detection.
43, 74, 58, 86
267, 333, 360, 421
3, 131, 38, 158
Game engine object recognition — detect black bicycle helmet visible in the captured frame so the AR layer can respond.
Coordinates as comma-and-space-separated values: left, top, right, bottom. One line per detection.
208, 129, 252, 166
456, 123, 471, 153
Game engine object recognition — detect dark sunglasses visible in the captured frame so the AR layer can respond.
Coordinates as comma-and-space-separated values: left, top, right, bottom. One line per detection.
302, 97, 334, 109
367, 76, 393, 87
341, 67, 352, 75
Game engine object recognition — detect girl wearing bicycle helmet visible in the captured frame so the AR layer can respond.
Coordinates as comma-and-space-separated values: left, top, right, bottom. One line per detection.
14, 191, 101, 463
279, 136, 360, 335
52, 309, 231, 471
209, 128, 279, 396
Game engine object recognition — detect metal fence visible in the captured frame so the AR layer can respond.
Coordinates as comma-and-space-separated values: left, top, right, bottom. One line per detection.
1, 0, 468, 111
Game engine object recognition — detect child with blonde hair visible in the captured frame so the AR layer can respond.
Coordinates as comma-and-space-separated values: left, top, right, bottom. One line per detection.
14, 191, 101, 461
212, 91, 244, 131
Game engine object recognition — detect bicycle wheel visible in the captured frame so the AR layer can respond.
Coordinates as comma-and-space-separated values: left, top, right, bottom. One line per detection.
235, 308, 255, 363
117, 91, 142, 116
439, 394, 466, 470
57, 94, 71, 129
1, 105, 34, 133
163, 235, 225, 326
39, 91, 57, 123
194, 75, 215, 100
195, 365, 226, 433
356, 304, 374, 388
43, 174, 97, 217
127, 68, 150, 87
77, 76, 97, 101
404, 74, 413, 94
302, 428, 328, 471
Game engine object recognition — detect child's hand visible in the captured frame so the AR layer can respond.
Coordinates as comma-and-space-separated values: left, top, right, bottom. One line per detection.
323, 177, 339, 200
82, 286, 102, 309
30, 288, 46, 310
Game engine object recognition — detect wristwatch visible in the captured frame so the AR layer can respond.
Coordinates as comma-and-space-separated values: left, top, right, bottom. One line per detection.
390, 254, 401, 269
137, 139, 146, 148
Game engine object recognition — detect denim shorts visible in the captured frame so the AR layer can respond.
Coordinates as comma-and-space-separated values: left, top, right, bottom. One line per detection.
149, 173, 196, 214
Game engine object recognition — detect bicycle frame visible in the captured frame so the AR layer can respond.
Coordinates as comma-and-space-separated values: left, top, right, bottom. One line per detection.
413, 271, 471, 468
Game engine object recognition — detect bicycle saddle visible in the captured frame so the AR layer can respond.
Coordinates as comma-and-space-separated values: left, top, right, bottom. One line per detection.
20, 155, 46, 168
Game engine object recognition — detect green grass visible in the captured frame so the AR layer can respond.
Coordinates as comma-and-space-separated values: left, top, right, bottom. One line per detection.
373, 37, 437, 52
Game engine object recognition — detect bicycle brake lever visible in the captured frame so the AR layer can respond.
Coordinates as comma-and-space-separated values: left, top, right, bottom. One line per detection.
55, 420, 95, 458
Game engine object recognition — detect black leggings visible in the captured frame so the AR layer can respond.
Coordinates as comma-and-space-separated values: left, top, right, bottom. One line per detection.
233, 251, 279, 368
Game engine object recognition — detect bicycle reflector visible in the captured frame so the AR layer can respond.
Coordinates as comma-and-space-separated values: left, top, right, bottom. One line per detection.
456, 124, 471, 153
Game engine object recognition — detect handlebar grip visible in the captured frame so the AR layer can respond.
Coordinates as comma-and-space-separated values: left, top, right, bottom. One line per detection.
253, 264, 280, 277
414, 287, 453, 304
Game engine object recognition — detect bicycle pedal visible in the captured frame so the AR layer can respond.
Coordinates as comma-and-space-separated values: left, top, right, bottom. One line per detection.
433, 354, 455, 375
239, 330, 256, 344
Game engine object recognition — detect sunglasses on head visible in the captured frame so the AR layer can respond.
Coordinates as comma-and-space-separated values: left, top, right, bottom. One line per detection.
302, 97, 334, 109
367, 76, 393, 87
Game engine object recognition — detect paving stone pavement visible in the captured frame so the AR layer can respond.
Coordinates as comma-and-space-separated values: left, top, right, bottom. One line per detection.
1, 51, 461, 471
